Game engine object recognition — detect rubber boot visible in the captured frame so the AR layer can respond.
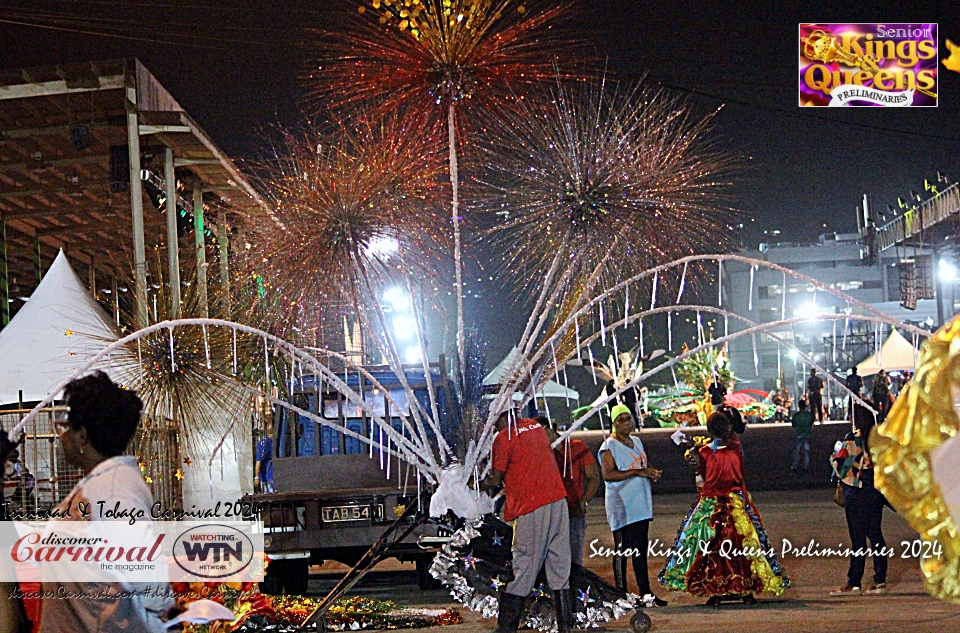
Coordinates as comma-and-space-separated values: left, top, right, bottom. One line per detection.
553, 588, 574, 633
494, 591, 525, 633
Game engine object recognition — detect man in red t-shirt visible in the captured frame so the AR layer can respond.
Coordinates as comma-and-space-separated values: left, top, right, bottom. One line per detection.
537, 417, 599, 567
482, 409, 572, 633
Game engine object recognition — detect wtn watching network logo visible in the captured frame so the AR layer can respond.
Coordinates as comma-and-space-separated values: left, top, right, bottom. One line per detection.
799, 23, 938, 107
173, 524, 257, 579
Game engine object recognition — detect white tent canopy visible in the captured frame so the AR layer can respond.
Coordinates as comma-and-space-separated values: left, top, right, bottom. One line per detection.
484, 347, 580, 401
0, 250, 121, 404
855, 328, 919, 376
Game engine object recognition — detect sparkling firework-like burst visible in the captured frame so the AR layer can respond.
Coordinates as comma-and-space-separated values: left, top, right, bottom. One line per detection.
241, 115, 450, 344
477, 77, 740, 303
104, 257, 260, 509
307, 0, 577, 122
470, 79, 740, 435
307, 0, 582, 382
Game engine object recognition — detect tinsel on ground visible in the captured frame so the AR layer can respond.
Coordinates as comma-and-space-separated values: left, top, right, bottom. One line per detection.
430, 516, 641, 631
325, 597, 464, 631
170, 584, 462, 632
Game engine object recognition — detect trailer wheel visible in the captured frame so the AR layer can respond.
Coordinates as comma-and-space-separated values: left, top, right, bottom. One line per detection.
286, 559, 310, 595
630, 611, 652, 633
416, 556, 441, 590
260, 560, 285, 595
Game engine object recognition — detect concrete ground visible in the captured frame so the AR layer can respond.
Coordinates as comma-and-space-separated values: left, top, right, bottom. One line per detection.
308, 490, 960, 633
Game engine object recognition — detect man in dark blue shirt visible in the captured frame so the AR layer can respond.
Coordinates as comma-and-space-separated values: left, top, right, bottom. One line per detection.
807, 369, 825, 423
845, 367, 863, 420
255, 423, 275, 493
790, 400, 814, 475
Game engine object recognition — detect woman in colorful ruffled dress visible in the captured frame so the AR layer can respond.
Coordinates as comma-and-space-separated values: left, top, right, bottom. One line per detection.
659, 410, 789, 606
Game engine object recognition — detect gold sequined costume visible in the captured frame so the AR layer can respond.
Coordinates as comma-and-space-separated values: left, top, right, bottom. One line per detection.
872, 317, 960, 603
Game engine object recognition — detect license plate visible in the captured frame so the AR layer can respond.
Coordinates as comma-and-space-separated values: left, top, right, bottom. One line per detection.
322, 504, 371, 522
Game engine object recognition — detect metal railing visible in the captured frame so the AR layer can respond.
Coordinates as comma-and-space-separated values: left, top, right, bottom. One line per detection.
1, 407, 81, 512
873, 183, 960, 252
2, 408, 181, 513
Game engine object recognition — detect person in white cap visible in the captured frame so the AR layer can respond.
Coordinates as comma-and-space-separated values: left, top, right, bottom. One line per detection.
599, 404, 667, 607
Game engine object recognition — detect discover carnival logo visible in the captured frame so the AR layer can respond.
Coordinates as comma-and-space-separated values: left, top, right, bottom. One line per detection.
0, 520, 264, 583
799, 23, 938, 107
173, 524, 256, 580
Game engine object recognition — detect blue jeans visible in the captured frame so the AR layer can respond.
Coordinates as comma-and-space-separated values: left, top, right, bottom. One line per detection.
791, 436, 810, 472
843, 470, 887, 586
570, 514, 587, 567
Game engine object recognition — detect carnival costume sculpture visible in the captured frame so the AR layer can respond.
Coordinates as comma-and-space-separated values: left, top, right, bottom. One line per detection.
430, 515, 644, 631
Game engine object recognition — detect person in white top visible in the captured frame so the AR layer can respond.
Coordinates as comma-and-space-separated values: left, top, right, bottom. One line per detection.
39, 371, 178, 633
1, 428, 29, 633
598, 404, 667, 607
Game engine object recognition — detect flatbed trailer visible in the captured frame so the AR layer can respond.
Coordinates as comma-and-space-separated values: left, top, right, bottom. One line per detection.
246, 360, 457, 593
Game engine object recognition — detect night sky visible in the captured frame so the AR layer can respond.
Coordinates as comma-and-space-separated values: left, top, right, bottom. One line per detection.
2, 1, 959, 396
2, 0, 958, 243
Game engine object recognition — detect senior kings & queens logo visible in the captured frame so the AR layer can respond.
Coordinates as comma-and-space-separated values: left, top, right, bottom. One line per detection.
799, 23, 938, 107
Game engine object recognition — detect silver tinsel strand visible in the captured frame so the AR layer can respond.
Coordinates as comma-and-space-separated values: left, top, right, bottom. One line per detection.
430, 519, 642, 631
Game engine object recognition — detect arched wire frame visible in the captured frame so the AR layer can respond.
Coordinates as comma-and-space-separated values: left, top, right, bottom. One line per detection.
468, 254, 934, 474
484, 254, 906, 410
550, 311, 930, 444
8, 255, 933, 488
8, 319, 446, 483
460, 310, 931, 478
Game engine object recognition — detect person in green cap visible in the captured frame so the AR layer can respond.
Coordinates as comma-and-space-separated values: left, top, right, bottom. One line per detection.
598, 403, 667, 607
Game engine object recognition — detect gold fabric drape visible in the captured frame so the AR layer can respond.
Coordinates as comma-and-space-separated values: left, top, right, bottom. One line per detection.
872, 317, 960, 604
